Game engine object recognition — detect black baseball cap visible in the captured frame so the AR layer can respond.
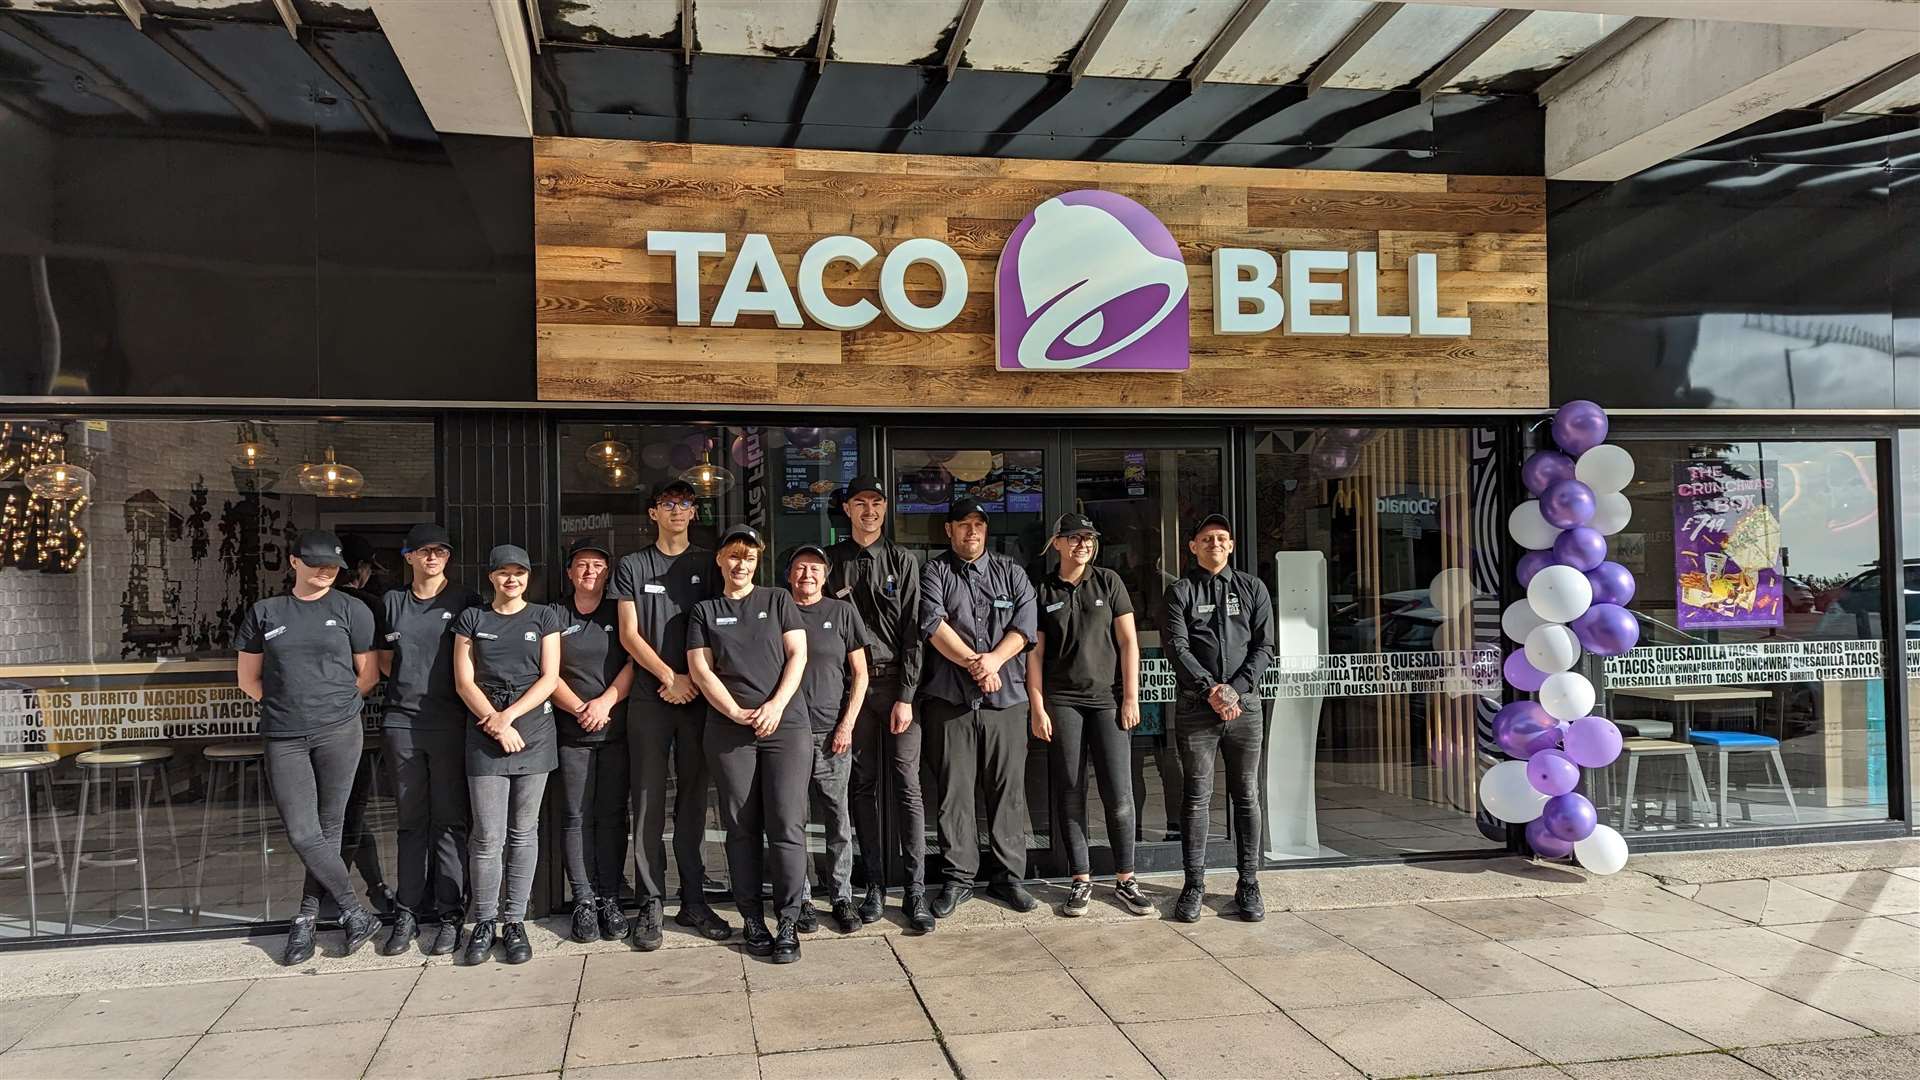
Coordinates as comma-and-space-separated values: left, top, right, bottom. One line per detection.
565, 536, 613, 565
487, 544, 533, 572
843, 475, 885, 500
293, 529, 347, 568
1052, 512, 1100, 538
786, 543, 829, 569
648, 479, 697, 506
946, 498, 988, 524
340, 533, 376, 568
718, 523, 765, 549
1189, 513, 1233, 540
403, 523, 453, 553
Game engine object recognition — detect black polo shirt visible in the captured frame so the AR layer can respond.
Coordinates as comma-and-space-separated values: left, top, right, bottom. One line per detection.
1034, 566, 1134, 710
607, 544, 715, 692
378, 584, 480, 731
452, 603, 562, 775
555, 597, 630, 745
825, 535, 923, 703
792, 596, 870, 734
235, 590, 375, 738
687, 586, 808, 728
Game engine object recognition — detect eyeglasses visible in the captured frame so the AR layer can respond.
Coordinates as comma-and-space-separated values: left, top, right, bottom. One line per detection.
1061, 534, 1097, 547
654, 499, 697, 512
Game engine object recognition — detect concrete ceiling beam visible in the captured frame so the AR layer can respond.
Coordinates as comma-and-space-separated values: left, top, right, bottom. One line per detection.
369, 0, 532, 138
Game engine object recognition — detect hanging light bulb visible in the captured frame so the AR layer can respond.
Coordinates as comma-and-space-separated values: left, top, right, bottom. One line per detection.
297, 447, 366, 498
586, 428, 632, 469
24, 450, 91, 501
600, 460, 640, 490
678, 436, 737, 497
228, 422, 271, 470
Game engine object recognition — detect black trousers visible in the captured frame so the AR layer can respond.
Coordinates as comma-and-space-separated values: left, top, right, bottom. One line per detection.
339, 740, 387, 900
558, 740, 630, 903
848, 676, 926, 891
264, 718, 365, 919
628, 694, 711, 907
384, 726, 470, 923
704, 716, 810, 922
924, 699, 1028, 887
1176, 705, 1264, 879
1048, 703, 1138, 877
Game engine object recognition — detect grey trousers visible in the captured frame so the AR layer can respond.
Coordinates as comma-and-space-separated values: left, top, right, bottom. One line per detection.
705, 717, 810, 922
1176, 705, 1263, 879
924, 700, 1029, 886
264, 718, 365, 919
559, 741, 630, 903
385, 726, 470, 923
1048, 703, 1138, 876
806, 730, 855, 902
629, 695, 711, 907
468, 771, 549, 922
848, 677, 926, 890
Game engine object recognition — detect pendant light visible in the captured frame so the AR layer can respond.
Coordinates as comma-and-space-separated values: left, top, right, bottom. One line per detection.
678, 435, 737, 497
600, 460, 640, 490
297, 447, 366, 498
586, 428, 632, 469
227, 422, 271, 470
24, 454, 91, 501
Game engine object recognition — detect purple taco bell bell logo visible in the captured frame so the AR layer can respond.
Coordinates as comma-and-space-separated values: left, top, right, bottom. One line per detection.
996, 190, 1190, 371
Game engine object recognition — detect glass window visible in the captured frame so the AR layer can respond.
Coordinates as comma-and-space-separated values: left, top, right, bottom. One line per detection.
0, 417, 437, 938
889, 446, 1048, 569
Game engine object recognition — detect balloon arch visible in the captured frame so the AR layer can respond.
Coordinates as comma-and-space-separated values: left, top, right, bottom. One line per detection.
1482, 400, 1636, 876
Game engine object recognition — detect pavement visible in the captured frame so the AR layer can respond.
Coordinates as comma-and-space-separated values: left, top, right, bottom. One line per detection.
0, 838, 1916, 1079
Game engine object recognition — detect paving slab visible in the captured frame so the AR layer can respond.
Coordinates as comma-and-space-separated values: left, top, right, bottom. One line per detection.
1734, 1034, 1920, 1080
0, 994, 74, 1052
0, 1035, 197, 1080
367, 1003, 571, 1079
1222, 946, 1432, 1009
1296, 904, 1490, 950
1754, 970, 1920, 1035
579, 945, 747, 1001
1768, 916, 1920, 967
1121, 1013, 1363, 1079
743, 937, 906, 990
756, 1040, 955, 1080
566, 1055, 760, 1079
404, 955, 583, 1015
566, 992, 755, 1068
1421, 897, 1617, 940
1362, 940, 1586, 999
1167, 909, 1352, 958
1605, 979, 1873, 1048
17, 980, 249, 1048
212, 968, 419, 1031
1547, 890, 1746, 933
1505, 933, 1728, 986
1687, 879, 1874, 925
1559, 1053, 1774, 1079
1625, 839, 1920, 885
749, 982, 932, 1054
170, 1018, 389, 1079
1454, 987, 1712, 1062
1288, 997, 1542, 1078
944, 1023, 1158, 1080
1641, 926, 1871, 979
1074, 957, 1274, 1023
914, 968, 1104, 1035
1029, 920, 1211, 968
887, 926, 1057, 978
1777, 871, 1920, 915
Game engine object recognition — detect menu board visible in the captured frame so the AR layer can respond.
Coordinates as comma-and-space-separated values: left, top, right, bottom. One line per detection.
894, 450, 1045, 515
1673, 459, 1784, 629
780, 433, 857, 515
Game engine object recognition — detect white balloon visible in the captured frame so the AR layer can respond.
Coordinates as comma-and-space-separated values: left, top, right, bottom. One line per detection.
1574, 824, 1629, 875
1501, 599, 1547, 644
1575, 444, 1636, 494
1428, 567, 1474, 615
1523, 623, 1582, 674
1540, 671, 1596, 721
1508, 501, 1560, 551
1479, 760, 1549, 823
1527, 564, 1594, 624
1590, 492, 1632, 535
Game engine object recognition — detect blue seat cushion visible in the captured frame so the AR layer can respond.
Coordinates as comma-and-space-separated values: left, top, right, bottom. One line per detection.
1688, 730, 1779, 748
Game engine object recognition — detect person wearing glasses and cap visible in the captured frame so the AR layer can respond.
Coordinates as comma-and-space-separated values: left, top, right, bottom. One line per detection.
1028, 513, 1153, 918
452, 544, 563, 965
1161, 513, 1275, 924
785, 543, 871, 934
550, 537, 637, 944
825, 474, 934, 932
686, 524, 811, 962
234, 529, 383, 966
610, 479, 731, 949
375, 523, 480, 957
919, 497, 1040, 918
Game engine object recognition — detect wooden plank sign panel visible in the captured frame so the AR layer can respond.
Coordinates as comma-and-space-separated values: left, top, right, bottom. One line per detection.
535, 138, 1548, 410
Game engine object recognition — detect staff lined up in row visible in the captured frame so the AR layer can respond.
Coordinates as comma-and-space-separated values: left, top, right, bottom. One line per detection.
237, 476, 1274, 968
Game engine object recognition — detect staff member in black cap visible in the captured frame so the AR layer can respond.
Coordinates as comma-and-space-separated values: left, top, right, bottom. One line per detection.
551, 537, 636, 943
451, 544, 562, 965
919, 497, 1039, 918
375, 523, 480, 956
1161, 513, 1275, 924
825, 475, 934, 931
235, 529, 382, 965
687, 524, 809, 962
610, 479, 730, 949
334, 533, 395, 921
786, 543, 870, 934
1028, 513, 1153, 918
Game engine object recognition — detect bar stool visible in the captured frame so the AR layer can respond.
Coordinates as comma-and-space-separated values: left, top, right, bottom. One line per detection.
65, 746, 185, 933
1688, 730, 1800, 827
1596, 739, 1713, 832
193, 741, 272, 924
0, 751, 67, 938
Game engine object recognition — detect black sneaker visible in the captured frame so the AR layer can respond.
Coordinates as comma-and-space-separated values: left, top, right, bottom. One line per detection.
795, 903, 819, 934
772, 917, 801, 964
676, 901, 734, 942
931, 883, 972, 919
630, 899, 664, 952
597, 897, 628, 941
426, 919, 461, 956
857, 883, 884, 924
1062, 880, 1092, 917
502, 921, 533, 964
904, 889, 935, 933
282, 915, 317, 967
379, 910, 418, 956
341, 907, 382, 956
1174, 883, 1205, 923
1233, 880, 1266, 923
570, 900, 599, 943
831, 898, 860, 933
989, 881, 1038, 913
1114, 879, 1154, 917
741, 916, 775, 958
464, 919, 497, 965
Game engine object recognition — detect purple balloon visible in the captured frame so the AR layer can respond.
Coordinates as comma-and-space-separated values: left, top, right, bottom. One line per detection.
1504, 650, 1548, 692
1542, 792, 1598, 842
1521, 451, 1576, 497
1572, 603, 1640, 657
1553, 526, 1608, 572
1526, 818, 1576, 859
1526, 749, 1581, 796
1517, 550, 1556, 588
1564, 715, 1624, 769
1585, 561, 1637, 607
1540, 479, 1596, 529
1552, 400, 1610, 457
1494, 701, 1557, 759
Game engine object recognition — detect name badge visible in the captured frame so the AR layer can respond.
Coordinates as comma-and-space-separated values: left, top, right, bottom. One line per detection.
715, 616, 739, 626
1044, 601, 1065, 614
1196, 604, 1217, 615
263, 626, 287, 641
476, 632, 498, 640
835, 587, 852, 599
643, 583, 667, 594
992, 598, 1013, 610
562, 624, 583, 636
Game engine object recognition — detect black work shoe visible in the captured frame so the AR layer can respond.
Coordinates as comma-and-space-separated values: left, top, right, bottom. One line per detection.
426, 919, 461, 956
1062, 880, 1092, 917
795, 903, 819, 934
1174, 883, 1206, 923
831, 898, 860, 933
379, 910, 418, 956
931, 883, 972, 919
741, 916, 775, 958
1114, 879, 1154, 917
464, 919, 497, 965
857, 883, 884, 925
904, 889, 936, 933
1233, 880, 1266, 923
989, 881, 1038, 913
598, 897, 629, 941
676, 901, 734, 941
502, 921, 533, 964
772, 917, 801, 964
630, 899, 664, 952
282, 915, 317, 967
341, 907, 382, 956
570, 900, 599, 943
